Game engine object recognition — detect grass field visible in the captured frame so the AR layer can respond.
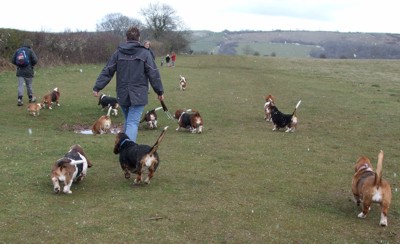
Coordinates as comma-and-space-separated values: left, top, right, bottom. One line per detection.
0, 55, 399, 243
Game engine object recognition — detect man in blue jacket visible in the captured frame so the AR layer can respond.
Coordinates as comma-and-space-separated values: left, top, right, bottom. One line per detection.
11, 39, 38, 106
92, 26, 164, 142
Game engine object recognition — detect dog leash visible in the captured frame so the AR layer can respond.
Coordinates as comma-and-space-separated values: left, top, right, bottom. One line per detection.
160, 100, 174, 119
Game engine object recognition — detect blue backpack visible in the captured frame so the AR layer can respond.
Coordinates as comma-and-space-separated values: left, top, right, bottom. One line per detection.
15, 48, 30, 67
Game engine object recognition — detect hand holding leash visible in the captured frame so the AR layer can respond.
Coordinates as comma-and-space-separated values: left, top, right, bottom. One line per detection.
160, 100, 174, 120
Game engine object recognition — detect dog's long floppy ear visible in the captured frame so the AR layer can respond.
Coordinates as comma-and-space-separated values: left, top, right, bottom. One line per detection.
113, 133, 123, 154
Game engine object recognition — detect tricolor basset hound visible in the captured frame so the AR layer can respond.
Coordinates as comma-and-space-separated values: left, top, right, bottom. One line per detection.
140, 107, 163, 129
174, 109, 203, 134
113, 126, 168, 185
50, 144, 93, 194
269, 100, 301, 132
42, 87, 60, 109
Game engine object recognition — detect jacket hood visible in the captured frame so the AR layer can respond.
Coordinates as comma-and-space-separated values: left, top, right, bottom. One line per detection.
118, 41, 142, 55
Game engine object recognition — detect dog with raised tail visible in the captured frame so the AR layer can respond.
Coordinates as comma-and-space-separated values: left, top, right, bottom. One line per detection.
270, 100, 301, 132
352, 150, 392, 226
113, 126, 168, 185
50, 144, 93, 194
179, 75, 187, 91
92, 106, 112, 135
42, 87, 60, 109
140, 107, 163, 129
98, 94, 119, 116
174, 109, 203, 134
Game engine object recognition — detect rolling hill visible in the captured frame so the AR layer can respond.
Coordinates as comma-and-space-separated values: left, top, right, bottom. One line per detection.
189, 30, 400, 59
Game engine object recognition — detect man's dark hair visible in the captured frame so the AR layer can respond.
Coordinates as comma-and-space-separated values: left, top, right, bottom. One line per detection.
126, 26, 140, 41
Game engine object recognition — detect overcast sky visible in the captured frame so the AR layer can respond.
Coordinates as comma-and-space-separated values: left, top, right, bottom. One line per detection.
1, 0, 399, 34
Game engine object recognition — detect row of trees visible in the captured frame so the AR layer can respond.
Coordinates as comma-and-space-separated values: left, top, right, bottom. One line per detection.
0, 3, 191, 70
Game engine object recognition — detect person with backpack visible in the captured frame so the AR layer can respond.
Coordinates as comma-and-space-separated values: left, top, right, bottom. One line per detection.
11, 39, 38, 106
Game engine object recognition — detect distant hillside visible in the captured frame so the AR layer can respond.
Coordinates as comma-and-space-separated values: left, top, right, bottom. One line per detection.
189, 30, 400, 59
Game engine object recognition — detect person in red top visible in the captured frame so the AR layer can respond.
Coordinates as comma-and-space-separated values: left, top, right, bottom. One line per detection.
170, 52, 176, 67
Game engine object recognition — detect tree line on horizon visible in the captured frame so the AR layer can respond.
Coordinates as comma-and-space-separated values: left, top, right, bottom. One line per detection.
0, 3, 191, 71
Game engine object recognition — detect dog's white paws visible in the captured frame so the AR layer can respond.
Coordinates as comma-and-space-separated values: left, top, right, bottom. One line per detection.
380, 213, 388, 226
64, 189, 72, 194
357, 212, 367, 218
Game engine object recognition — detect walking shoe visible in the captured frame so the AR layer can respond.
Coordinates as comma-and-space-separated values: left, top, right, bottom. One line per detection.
17, 99, 23, 106
29, 97, 36, 103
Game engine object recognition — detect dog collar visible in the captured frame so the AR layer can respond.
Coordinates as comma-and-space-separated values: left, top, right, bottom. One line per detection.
120, 138, 131, 149
358, 163, 372, 172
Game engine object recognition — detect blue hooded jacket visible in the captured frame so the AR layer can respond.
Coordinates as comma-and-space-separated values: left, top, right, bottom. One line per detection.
93, 41, 163, 107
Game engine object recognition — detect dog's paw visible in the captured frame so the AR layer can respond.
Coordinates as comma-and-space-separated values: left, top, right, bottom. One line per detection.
380, 215, 388, 227
63, 189, 72, 194
357, 212, 367, 218
144, 178, 151, 184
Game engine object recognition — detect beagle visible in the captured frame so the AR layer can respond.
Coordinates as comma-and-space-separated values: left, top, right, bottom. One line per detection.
140, 107, 163, 129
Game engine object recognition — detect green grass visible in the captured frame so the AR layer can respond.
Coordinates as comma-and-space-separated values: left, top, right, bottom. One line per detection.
1, 55, 400, 243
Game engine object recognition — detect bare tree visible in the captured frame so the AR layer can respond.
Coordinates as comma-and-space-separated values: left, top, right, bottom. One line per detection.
96, 13, 142, 37
140, 3, 184, 39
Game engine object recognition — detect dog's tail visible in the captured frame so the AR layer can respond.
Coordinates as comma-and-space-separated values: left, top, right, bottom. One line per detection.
148, 126, 168, 155
292, 100, 302, 116
374, 150, 384, 186
106, 106, 112, 117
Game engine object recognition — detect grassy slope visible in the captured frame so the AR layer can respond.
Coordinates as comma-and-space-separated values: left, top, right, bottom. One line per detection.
0, 55, 399, 243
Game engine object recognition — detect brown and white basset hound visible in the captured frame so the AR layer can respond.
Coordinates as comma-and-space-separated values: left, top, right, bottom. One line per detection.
27, 103, 42, 116
264, 94, 275, 121
174, 109, 203, 133
42, 87, 60, 109
352, 150, 392, 226
92, 106, 112, 135
179, 75, 187, 91
50, 144, 93, 194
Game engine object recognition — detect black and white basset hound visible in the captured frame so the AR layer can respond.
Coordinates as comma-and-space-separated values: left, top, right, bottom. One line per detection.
98, 94, 119, 116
